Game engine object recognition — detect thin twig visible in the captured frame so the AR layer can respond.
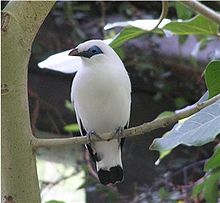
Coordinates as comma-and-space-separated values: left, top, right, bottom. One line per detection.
147, 0, 169, 31
180, 0, 220, 25
32, 94, 220, 149
100, 1, 106, 38
130, 159, 207, 202
40, 170, 78, 198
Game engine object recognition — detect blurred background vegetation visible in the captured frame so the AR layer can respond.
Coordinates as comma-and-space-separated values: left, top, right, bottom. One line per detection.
2, 1, 219, 203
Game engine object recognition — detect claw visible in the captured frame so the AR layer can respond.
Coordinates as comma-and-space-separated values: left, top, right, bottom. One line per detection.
86, 130, 102, 154
86, 130, 102, 144
114, 127, 124, 146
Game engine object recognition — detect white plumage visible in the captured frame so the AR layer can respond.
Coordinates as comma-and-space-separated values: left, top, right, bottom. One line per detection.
70, 40, 131, 185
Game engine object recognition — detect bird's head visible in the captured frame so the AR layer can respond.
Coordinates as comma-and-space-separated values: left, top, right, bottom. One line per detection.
68, 40, 120, 65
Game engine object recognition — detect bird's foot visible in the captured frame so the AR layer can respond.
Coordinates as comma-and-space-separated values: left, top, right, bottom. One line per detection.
86, 130, 102, 144
114, 127, 124, 143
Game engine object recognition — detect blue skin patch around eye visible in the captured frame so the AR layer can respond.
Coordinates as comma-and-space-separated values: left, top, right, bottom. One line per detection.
80, 45, 103, 58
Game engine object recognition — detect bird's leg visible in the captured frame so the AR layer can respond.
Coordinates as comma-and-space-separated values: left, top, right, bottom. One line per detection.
86, 130, 102, 151
114, 126, 124, 146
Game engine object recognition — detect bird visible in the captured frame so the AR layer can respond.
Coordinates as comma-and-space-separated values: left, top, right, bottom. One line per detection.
69, 40, 131, 185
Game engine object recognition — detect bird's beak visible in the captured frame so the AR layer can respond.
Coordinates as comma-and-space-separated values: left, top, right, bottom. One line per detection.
69, 48, 91, 58
69, 48, 80, 56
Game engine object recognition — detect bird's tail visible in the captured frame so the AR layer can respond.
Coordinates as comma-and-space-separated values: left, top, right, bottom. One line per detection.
94, 140, 124, 185
98, 165, 123, 185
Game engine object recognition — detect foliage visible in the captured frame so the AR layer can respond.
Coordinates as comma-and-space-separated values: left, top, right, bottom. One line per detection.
204, 144, 220, 171
150, 98, 220, 151
163, 15, 218, 35
193, 169, 220, 203
175, 2, 193, 20
64, 100, 80, 133
45, 201, 66, 203
105, 14, 219, 49
64, 100, 75, 113
103, 3, 220, 202
64, 123, 79, 133
205, 60, 220, 98
149, 60, 220, 202
193, 145, 220, 203
149, 60, 220, 154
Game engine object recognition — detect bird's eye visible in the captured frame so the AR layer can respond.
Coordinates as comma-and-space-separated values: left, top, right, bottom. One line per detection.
86, 45, 103, 58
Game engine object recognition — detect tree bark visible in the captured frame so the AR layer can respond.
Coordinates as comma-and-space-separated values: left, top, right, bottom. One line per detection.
1, 2, 55, 202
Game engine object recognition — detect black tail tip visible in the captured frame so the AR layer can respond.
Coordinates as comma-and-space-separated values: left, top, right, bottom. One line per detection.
98, 165, 123, 185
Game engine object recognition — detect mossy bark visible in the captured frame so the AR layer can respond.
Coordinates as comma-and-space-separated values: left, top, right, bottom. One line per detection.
1, 2, 55, 202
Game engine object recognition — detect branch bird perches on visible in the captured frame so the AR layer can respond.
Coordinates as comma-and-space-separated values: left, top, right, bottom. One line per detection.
32, 94, 220, 149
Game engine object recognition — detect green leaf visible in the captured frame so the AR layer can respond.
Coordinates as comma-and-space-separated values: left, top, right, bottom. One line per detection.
154, 111, 174, 165
150, 99, 220, 152
155, 147, 172, 165
203, 169, 220, 203
45, 201, 66, 203
109, 27, 146, 49
158, 187, 170, 200
204, 144, 220, 172
64, 123, 79, 133
106, 19, 169, 48
106, 15, 219, 49
174, 97, 188, 108
193, 169, 220, 203
175, 2, 193, 20
205, 60, 220, 98
64, 100, 74, 113
163, 15, 218, 35
192, 181, 205, 197
114, 46, 125, 60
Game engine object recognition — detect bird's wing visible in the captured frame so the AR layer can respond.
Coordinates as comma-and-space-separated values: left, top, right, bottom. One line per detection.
72, 99, 86, 136
121, 121, 129, 149
73, 101, 98, 163
126, 113, 130, 129
121, 84, 131, 148
75, 104, 86, 136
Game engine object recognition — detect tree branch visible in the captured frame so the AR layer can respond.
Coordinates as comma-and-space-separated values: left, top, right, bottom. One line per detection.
148, 0, 169, 31
32, 94, 220, 149
180, 0, 220, 25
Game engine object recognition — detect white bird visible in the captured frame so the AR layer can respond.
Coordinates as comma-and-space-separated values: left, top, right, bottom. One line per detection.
69, 40, 131, 185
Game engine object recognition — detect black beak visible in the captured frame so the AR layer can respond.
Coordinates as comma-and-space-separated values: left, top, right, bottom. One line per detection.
69, 48, 79, 56
68, 48, 90, 58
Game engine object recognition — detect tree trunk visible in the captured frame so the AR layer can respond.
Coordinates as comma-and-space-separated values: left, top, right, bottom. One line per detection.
1, 2, 55, 202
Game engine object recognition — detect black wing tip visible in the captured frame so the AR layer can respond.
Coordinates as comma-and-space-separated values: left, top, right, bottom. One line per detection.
98, 165, 123, 185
